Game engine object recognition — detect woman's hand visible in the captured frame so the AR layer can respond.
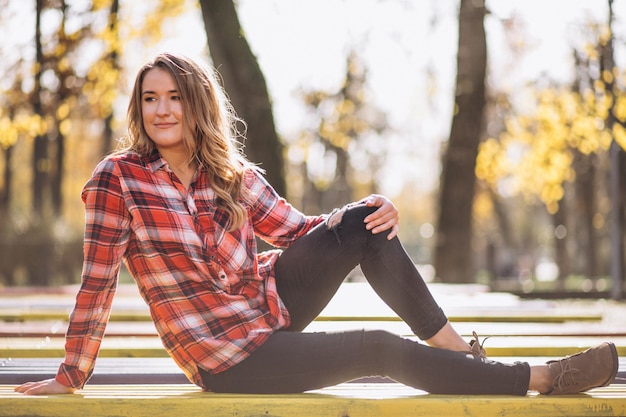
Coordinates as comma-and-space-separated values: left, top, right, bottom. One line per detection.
362, 194, 399, 240
14, 378, 75, 395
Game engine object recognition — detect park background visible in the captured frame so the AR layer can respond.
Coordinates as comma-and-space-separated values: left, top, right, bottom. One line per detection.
0, 0, 625, 300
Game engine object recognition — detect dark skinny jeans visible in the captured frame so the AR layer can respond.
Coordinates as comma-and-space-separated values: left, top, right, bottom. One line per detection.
200, 204, 530, 395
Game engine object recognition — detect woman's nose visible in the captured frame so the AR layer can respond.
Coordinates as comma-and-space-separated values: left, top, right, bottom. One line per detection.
156, 99, 170, 115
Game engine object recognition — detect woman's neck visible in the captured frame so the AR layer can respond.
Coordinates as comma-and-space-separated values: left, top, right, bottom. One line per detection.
159, 149, 198, 189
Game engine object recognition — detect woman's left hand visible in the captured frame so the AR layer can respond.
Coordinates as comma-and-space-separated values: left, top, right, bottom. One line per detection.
362, 194, 399, 240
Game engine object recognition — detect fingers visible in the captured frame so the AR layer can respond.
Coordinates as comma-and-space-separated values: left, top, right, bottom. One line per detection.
362, 194, 400, 240
366, 214, 399, 239
386, 224, 399, 240
14, 379, 74, 395
15, 381, 39, 394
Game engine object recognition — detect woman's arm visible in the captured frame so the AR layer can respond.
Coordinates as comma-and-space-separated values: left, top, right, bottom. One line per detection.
15, 158, 131, 395
246, 169, 400, 245
245, 169, 325, 246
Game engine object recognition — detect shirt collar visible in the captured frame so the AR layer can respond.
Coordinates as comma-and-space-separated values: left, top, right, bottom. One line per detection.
142, 149, 205, 177
144, 149, 169, 173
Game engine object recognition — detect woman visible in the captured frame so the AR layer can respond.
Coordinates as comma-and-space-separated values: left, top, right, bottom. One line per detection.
16, 53, 618, 396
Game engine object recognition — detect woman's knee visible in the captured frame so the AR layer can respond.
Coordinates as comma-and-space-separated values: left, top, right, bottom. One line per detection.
326, 204, 376, 236
361, 330, 410, 372
364, 329, 400, 346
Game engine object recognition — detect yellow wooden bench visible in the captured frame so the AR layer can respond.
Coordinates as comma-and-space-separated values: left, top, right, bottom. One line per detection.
2, 284, 626, 415
2, 383, 626, 417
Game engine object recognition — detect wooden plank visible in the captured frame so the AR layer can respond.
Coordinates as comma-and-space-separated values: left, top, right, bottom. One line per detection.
0, 309, 604, 323
318, 313, 603, 323
0, 336, 166, 358
2, 335, 626, 358
304, 320, 626, 337
4, 320, 626, 339
2, 357, 626, 386
0, 358, 189, 385
0, 321, 159, 338
0, 310, 152, 323
1, 383, 626, 417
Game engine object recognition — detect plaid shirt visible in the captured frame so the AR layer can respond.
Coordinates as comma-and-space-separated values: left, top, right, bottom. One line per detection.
56, 151, 324, 389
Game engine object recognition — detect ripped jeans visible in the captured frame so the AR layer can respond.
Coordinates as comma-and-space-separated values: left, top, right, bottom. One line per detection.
200, 204, 530, 394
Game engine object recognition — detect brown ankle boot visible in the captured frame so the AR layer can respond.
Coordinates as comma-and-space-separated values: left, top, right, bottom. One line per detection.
542, 342, 618, 395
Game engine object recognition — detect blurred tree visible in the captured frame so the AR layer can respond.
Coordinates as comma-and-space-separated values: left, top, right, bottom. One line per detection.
434, 0, 487, 283
602, 0, 624, 300
572, 42, 603, 286
0, 0, 184, 285
22, 0, 125, 284
199, 0, 286, 197
296, 51, 389, 214
100, 0, 120, 155
475, 13, 625, 294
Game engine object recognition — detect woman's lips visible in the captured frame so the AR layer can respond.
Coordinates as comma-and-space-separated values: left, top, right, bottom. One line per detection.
155, 122, 176, 128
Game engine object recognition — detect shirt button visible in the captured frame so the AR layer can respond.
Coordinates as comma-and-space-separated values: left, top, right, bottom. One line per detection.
219, 272, 227, 280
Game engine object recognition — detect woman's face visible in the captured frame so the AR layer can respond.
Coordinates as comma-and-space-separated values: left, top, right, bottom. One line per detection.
141, 68, 186, 154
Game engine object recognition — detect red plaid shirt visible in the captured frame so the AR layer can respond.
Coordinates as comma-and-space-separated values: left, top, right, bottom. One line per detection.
56, 151, 324, 389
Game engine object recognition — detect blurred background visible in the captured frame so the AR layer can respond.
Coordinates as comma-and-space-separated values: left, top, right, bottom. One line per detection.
0, 0, 625, 299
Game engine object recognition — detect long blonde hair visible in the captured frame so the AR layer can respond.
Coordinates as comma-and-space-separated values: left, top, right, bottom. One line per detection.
124, 52, 249, 230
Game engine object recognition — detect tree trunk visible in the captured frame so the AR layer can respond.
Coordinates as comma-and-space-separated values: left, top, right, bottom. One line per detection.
199, 0, 286, 197
1, 143, 13, 216
573, 150, 598, 280
552, 204, 570, 291
32, 0, 48, 220
604, 0, 624, 300
101, 0, 120, 155
434, 0, 487, 283
28, 0, 54, 285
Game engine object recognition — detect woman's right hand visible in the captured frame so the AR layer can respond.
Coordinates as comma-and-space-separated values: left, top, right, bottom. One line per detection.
14, 378, 75, 395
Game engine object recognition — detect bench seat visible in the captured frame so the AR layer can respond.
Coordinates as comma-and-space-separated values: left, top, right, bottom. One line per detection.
2, 283, 626, 415
2, 356, 626, 385
2, 383, 626, 417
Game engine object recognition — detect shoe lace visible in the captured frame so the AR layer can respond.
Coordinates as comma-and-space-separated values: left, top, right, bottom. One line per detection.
552, 358, 589, 392
468, 331, 490, 360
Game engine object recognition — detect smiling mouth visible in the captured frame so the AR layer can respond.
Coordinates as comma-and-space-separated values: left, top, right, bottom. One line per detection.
155, 123, 176, 128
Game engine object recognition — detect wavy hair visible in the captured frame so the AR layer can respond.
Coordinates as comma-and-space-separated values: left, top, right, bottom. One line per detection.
123, 53, 249, 230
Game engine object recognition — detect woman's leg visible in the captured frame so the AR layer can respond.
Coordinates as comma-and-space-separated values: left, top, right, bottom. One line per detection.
275, 204, 466, 347
200, 329, 530, 395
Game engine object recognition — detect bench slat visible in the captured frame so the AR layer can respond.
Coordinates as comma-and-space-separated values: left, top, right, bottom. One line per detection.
2, 357, 626, 386
2, 383, 626, 417
4, 320, 626, 339
3, 336, 625, 358
0, 309, 604, 323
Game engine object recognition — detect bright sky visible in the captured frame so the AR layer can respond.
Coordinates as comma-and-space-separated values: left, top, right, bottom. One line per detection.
6, 0, 624, 194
